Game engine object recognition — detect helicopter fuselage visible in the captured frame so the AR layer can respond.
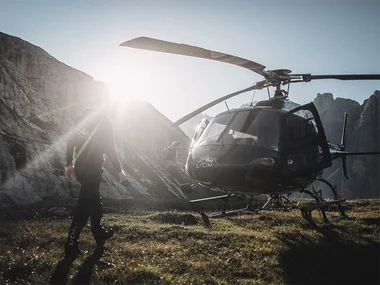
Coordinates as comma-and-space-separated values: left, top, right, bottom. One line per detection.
186, 144, 317, 195
185, 102, 332, 195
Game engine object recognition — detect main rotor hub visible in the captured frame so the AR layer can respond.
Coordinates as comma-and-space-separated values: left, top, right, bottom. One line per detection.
270, 69, 292, 77
273, 87, 288, 98
265, 69, 292, 87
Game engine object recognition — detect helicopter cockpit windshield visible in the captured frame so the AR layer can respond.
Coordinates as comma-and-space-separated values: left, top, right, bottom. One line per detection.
195, 109, 280, 151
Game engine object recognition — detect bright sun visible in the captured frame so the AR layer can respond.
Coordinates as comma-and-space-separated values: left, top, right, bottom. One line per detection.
91, 49, 191, 121
92, 50, 160, 104
101, 65, 143, 103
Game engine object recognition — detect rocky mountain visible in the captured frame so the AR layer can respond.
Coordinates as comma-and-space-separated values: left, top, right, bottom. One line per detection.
0, 32, 192, 206
314, 92, 380, 199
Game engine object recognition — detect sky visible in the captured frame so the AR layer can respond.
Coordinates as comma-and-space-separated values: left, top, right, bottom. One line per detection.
0, 0, 379, 122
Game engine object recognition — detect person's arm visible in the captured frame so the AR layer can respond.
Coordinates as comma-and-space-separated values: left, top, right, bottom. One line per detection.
65, 128, 76, 180
104, 118, 126, 182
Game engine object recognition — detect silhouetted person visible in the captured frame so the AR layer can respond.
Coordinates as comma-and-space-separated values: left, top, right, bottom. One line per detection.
64, 106, 126, 259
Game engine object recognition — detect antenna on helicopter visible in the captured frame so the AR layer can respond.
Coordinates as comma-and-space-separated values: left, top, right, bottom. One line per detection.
224, 101, 230, 112
250, 89, 256, 106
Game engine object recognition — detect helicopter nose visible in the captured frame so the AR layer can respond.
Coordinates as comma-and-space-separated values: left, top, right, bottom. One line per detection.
249, 158, 275, 171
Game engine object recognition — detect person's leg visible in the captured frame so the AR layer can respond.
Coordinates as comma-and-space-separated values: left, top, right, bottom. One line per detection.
89, 173, 114, 246
64, 174, 92, 258
89, 175, 102, 230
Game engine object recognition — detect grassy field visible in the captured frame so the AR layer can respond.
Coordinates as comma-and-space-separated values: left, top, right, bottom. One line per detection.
0, 199, 379, 285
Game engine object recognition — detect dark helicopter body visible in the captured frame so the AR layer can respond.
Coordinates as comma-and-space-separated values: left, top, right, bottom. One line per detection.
121, 36, 380, 227
186, 100, 331, 195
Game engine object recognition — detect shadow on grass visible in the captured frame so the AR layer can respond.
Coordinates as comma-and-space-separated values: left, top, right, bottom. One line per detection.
71, 247, 104, 285
49, 258, 74, 285
49, 248, 104, 285
278, 229, 380, 285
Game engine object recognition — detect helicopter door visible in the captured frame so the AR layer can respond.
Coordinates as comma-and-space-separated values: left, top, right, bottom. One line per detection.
280, 103, 332, 176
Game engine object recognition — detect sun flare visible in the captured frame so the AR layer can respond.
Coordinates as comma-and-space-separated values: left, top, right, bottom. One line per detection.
93, 50, 175, 105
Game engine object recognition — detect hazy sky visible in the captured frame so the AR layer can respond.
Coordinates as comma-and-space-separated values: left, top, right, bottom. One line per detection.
1, 0, 379, 121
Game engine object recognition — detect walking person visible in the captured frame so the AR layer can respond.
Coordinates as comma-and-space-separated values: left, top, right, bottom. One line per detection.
64, 105, 126, 259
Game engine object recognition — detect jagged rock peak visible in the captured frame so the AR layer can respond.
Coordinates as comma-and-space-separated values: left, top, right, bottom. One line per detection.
314, 91, 379, 199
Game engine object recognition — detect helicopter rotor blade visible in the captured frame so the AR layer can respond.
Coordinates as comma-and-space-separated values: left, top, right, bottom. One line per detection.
171, 81, 267, 127
292, 74, 380, 82
120, 37, 267, 77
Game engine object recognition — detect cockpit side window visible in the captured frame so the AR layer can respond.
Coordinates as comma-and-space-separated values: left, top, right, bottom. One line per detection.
245, 110, 280, 150
195, 109, 280, 151
191, 118, 209, 147
195, 112, 236, 146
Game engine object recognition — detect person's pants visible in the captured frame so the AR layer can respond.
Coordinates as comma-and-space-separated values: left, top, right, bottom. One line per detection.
66, 170, 103, 245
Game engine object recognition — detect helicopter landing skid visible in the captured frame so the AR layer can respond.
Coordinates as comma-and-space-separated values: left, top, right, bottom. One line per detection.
299, 179, 348, 228
261, 194, 297, 211
190, 193, 256, 227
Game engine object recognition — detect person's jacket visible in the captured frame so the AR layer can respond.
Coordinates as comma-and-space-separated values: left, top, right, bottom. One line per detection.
66, 108, 122, 175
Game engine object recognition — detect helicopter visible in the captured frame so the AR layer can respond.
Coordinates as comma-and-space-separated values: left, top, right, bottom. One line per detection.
120, 37, 380, 227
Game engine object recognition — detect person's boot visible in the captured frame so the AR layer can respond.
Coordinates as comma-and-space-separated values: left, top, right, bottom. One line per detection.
91, 226, 114, 247
64, 224, 83, 260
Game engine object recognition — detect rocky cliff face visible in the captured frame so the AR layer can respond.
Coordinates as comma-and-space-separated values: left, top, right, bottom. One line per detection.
314, 92, 380, 198
0, 32, 191, 206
